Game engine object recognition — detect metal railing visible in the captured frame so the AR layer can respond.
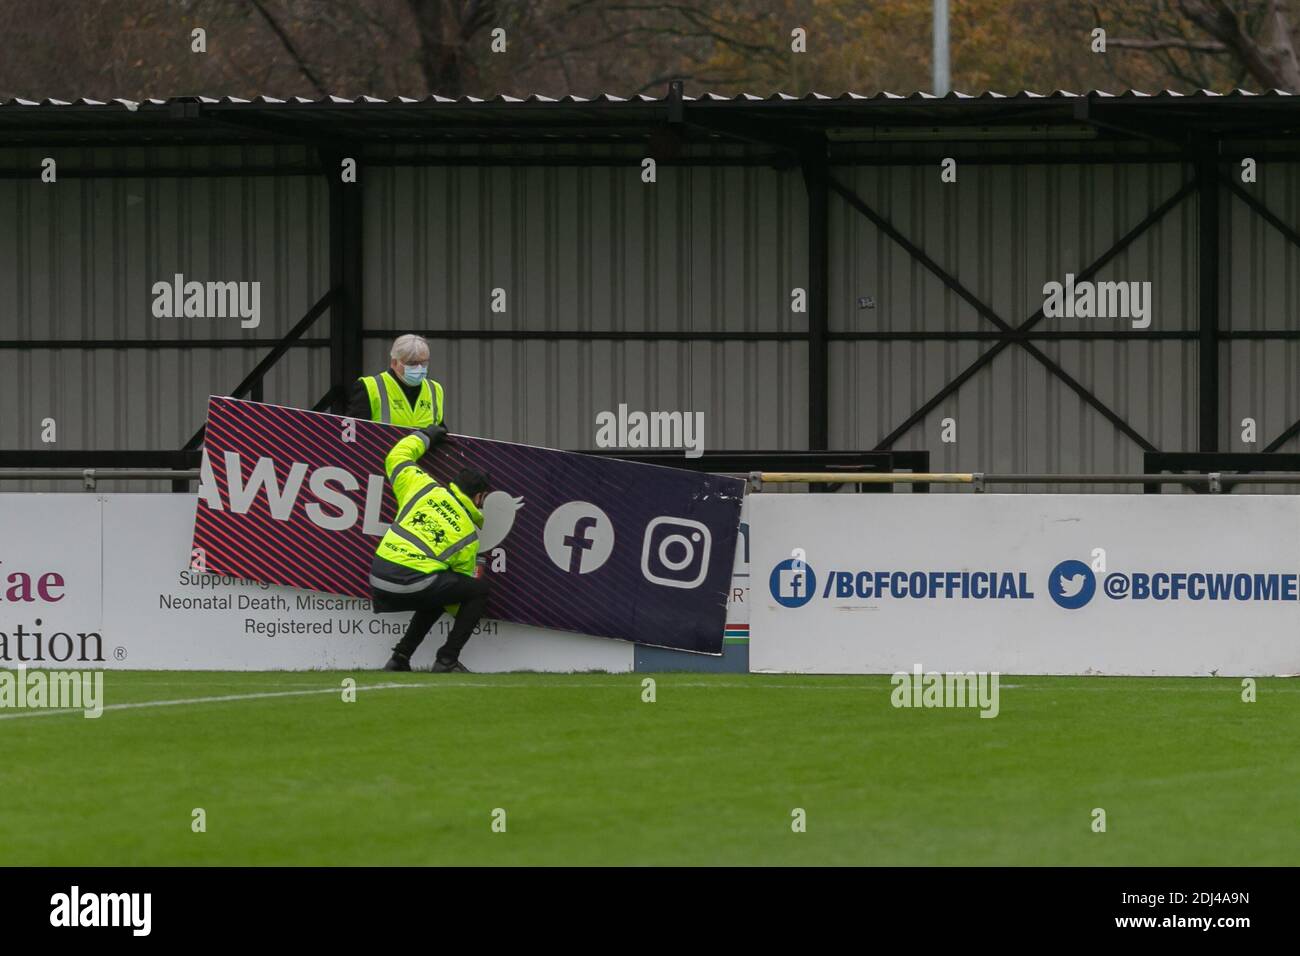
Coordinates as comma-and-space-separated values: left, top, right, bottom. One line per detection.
0, 449, 933, 491
748, 471, 1300, 493
6, 467, 1300, 494
0, 469, 202, 489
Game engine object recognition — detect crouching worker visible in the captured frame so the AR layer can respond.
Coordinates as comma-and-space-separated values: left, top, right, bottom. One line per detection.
371, 423, 492, 673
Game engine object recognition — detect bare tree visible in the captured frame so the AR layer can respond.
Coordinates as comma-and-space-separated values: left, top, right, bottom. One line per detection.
247, 0, 328, 95
1104, 0, 1300, 90
10, 0, 1300, 103
403, 0, 498, 95
1182, 0, 1300, 87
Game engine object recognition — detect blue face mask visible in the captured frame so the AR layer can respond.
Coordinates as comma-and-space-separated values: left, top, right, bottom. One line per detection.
402, 364, 427, 385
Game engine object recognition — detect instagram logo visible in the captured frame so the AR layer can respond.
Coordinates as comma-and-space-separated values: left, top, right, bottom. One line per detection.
640, 517, 712, 589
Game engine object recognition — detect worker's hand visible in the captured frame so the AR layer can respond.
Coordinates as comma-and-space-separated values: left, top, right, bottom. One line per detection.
422, 424, 449, 448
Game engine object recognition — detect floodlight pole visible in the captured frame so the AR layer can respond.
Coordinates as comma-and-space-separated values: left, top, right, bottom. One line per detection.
933, 0, 950, 95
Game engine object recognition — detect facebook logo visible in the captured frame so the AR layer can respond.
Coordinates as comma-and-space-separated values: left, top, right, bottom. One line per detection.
780, 568, 807, 598
543, 501, 615, 574
769, 558, 817, 608
564, 516, 601, 573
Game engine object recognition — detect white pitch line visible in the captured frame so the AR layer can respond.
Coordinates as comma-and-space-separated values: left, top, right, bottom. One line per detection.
0, 677, 896, 722
0, 679, 669, 721
7, 675, 1283, 723
0, 681, 434, 721
109, 679, 338, 689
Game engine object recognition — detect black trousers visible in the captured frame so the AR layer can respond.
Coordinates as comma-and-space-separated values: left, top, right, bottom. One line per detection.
372, 571, 492, 665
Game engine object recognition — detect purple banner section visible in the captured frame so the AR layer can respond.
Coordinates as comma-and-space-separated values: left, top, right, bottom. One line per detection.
192, 397, 744, 653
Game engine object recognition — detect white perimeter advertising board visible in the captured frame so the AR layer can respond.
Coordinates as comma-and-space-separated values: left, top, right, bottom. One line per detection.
0, 494, 633, 672
750, 494, 1300, 676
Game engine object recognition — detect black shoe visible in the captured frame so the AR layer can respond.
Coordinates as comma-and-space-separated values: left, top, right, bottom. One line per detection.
383, 654, 411, 672
431, 659, 471, 673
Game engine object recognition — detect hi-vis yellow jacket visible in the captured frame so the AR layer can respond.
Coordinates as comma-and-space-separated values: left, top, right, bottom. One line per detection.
371, 431, 483, 586
359, 372, 445, 427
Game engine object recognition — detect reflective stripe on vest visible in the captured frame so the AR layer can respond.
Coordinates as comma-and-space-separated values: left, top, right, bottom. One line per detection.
384, 525, 476, 568
371, 374, 392, 424
395, 481, 438, 524
370, 573, 439, 594
390, 524, 436, 560
366, 374, 441, 426
390, 460, 419, 483
390, 484, 476, 565
363, 374, 440, 427
436, 531, 478, 562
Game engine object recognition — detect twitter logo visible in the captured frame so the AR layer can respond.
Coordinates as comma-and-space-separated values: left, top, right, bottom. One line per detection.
478, 490, 525, 551
1059, 574, 1086, 598
1048, 559, 1096, 609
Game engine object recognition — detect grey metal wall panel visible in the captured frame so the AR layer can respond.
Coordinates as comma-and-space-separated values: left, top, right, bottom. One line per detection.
1224, 163, 1300, 334
1227, 341, 1300, 452
0, 344, 329, 492
7, 137, 1300, 497
0, 147, 327, 343
831, 339, 1196, 491
0, 146, 329, 491
362, 337, 808, 451
364, 162, 807, 335
1223, 169, 1300, 462
828, 156, 1201, 488
0, 149, 328, 336
830, 160, 1196, 334
829, 159, 1195, 333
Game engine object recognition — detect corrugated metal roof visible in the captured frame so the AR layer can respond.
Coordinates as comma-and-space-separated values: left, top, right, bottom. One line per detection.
3, 89, 1296, 152
2, 89, 1299, 109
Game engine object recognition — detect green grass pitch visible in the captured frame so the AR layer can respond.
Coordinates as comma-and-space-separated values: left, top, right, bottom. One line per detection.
1, 671, 1296, 866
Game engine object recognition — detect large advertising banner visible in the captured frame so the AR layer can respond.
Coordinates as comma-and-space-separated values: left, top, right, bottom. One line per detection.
634, 499, 751, 672
0, 493, 633, 672
0, 495, 104, 668
751, 494, 1300, 676
193, 398, 744, 654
